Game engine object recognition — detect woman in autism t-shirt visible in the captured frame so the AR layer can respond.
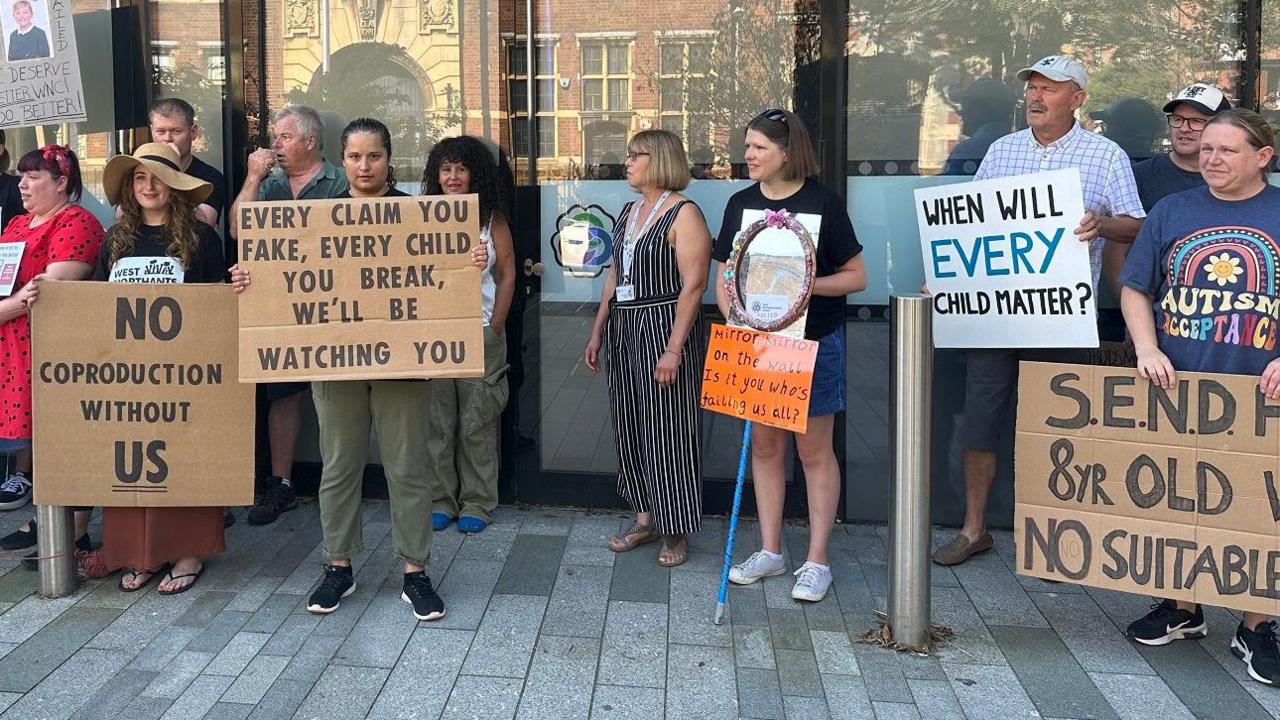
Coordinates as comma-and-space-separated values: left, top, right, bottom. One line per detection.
1119, 108, 1280, 685
75, 142, 224, 595
711, 110, 866, 604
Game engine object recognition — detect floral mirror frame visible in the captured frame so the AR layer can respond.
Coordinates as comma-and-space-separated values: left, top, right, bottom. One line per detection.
722, 209, 817, 333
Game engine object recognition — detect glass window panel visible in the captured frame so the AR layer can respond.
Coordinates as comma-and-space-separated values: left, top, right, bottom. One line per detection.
508, 44, 527, 76
660, 44, 684, 74
512, 121, 529, 157
536, 43, 556, 74
607, 44, 628, 74
688, 42, 711, 75
537, 79, 556, 110
581, 45, 603, 75
537, 119, 557, 156
582, 79, 603, 111
661, 114, 684, 138
660, 79, 684, 111
509, 81, 529, 113
608, 79, 629, 110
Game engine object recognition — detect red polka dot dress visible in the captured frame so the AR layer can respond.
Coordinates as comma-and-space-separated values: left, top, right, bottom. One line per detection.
0, 205, 103, 440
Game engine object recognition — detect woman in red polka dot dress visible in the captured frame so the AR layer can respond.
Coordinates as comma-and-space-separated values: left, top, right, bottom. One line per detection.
0, 146, 103, 559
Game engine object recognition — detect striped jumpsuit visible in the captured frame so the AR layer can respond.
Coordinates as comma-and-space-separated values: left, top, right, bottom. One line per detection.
606, 199, 708, 534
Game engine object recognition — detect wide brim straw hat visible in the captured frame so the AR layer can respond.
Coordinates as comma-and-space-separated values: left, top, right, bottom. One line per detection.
103, 142, 213, 206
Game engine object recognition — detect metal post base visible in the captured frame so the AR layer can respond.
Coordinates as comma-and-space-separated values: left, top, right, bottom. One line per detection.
37, 505, 76, 598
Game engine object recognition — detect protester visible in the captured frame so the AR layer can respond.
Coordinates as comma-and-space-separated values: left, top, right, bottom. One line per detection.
0, 146, 102, 559
6, 0, 50, 62
583, 129, 711, 567
931, 56, 1146, 567
233, 119, 486, 618
1092, 97, 1163, 163
1133, 84, 1232, 212
149, 98, 229, 228
58, 143, 226, 593
713, 110, 866, 601
421, 136, 515, 535
230, 105, 349, 526
1118, 108, 1280, 684
0, 131, 24, 230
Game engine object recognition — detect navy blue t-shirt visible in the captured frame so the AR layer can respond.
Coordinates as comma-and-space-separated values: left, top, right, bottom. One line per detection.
1119, 184, 1280, 376
1131, 153, 1205, 212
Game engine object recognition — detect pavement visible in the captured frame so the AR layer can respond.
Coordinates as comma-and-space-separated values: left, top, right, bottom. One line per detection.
0, 500, 1271, 720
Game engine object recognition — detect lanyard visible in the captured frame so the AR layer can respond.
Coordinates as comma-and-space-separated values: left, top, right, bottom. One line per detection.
621, 191, 671, 283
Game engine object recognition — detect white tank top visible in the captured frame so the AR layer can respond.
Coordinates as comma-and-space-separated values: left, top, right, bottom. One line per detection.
480, 220, 496, 325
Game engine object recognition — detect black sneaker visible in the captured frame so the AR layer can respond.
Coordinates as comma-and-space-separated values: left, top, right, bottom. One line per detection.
0, 472, 32, 510
22, 533, 93, 571
306, 564, 355, 614
247, 478, 296, 526
1233, 621, 1280, 685
223, 509, 236, 528
0, 520, 36, 550
401, 571, 445, 621
1125, 599, 1206, 646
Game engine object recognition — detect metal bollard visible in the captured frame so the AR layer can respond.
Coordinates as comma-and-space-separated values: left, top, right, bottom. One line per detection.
888, 294, 933, 651
37, 505, 76, 598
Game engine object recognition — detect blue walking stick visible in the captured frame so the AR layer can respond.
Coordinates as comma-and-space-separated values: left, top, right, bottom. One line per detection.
714, 420, 753, 625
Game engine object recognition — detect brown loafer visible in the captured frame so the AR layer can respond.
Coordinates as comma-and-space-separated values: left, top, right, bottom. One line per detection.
931, 532, 993, 566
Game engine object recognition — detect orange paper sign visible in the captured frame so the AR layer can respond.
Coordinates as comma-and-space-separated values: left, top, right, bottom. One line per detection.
700, 323, 819, 432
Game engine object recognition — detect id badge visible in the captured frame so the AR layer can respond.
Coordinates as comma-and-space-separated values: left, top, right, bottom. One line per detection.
615, 284, 636, 302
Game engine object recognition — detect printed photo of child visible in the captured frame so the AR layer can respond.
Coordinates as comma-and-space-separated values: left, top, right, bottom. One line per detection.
3, 0, 51, 62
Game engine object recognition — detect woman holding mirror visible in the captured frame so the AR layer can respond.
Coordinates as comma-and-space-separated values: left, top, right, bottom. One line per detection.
713, 109, 866, 602
584, 129, 711, 568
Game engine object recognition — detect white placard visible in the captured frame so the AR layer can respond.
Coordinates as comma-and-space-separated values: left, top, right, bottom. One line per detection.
0, 241, 22, 295
915, 168, 1098, 348
0, 0, 87, 129
108, 256, 184, 284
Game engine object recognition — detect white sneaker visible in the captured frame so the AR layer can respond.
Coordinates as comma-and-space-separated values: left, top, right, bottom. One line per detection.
791, 562, 832, 602
729, 550, 786, 585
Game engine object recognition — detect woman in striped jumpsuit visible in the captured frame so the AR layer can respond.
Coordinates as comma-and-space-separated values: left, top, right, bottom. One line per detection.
584, 129, 711, 567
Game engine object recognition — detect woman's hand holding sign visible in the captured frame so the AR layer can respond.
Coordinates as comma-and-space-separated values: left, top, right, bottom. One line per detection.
1135, 344, 1176, 390
1260, 358, 1280, 401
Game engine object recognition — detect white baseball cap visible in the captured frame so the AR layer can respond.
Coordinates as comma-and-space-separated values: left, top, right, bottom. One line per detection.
1016, 55, 1088, 90
1162, 84, 1231, 115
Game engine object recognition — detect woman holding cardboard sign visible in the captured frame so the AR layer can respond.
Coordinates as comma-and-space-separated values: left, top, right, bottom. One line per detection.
0, 145, 102, 567
60, 143, 226, 595
232, 119, 487, 620
420, 136, 515, 536
712, 110, 866, 603
1119, 108, 1280, 685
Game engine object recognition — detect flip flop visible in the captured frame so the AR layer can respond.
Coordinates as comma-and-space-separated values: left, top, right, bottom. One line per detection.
657, 535, 689, 568
608, 522, 658, 553
119, 564, 167, 593
157, 563, 204, 595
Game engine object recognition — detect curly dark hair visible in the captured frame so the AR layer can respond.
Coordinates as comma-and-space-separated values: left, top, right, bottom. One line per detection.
421, 136, 507, 228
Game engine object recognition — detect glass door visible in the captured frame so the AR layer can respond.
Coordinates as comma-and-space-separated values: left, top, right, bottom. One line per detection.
511, 0, 831, 514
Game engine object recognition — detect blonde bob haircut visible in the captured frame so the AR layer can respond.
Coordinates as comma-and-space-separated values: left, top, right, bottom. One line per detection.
628, 129, 690, 191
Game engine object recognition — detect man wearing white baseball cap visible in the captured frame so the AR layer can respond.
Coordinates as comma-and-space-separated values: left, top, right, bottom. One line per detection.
1131, 83, 1232, 212
933, 54, 1146, 567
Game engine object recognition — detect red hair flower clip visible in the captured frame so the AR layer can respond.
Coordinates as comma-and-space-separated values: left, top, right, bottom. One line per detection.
40, 144, 71, 176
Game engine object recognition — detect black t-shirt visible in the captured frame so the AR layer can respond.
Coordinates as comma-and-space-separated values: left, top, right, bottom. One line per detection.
712, 178, 861, 339
94, 223, 226, 284
185, 156, 229, 222
0, 175, 24, 233
1132, 153, 1205, 213
333, 187, 409, 198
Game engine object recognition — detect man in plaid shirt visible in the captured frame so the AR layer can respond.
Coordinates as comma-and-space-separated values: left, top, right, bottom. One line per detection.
933, 55, 1146, 567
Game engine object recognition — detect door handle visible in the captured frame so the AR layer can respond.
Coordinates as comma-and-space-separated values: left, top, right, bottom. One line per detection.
524, 259, 545, 277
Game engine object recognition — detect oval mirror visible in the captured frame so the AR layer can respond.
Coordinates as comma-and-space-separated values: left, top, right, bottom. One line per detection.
723, 209, 817, 333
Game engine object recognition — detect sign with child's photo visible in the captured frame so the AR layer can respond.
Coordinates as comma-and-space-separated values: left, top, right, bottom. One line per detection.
915, 169, 1097, 348
0, 0, 87, 128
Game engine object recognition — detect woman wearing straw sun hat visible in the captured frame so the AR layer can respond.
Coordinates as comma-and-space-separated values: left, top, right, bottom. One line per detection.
72, 142, 227, 594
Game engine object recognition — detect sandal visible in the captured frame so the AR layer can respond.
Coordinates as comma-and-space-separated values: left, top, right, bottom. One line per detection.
657, 535, 688, 568
157, 562, 204, 595
118, 563, 167, 592
608, 522, 658, 553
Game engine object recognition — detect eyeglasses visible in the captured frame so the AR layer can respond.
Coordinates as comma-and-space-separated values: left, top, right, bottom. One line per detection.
1167, 115, 1209, 131
625, 151, 650, 161
751, 108, 788, 125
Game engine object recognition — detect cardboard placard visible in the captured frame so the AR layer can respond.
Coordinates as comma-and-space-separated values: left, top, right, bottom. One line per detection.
32, 282, 254, 507
0, 0, 88, 129
916, 169, 1097, 348
699, 323, 818, 432
236, 195, 485, 382
1015, 361, 1280, 614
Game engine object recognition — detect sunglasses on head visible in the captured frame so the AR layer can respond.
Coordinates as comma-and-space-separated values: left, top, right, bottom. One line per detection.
751, 108, 788, 126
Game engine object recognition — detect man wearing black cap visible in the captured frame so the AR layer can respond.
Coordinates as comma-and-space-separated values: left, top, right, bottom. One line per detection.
1132, 83, 1232, 212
